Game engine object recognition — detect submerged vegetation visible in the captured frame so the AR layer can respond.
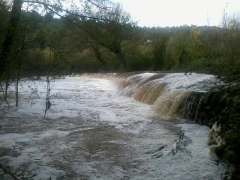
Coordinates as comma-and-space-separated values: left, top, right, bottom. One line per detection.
0, 0, 240, 179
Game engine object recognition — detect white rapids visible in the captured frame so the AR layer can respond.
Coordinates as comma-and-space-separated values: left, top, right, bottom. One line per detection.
0, 75, 225, 180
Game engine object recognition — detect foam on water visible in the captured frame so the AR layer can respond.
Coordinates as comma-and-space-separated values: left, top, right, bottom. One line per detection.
157, 73, 217, 91
117, 72, 221, 120
0, 76, 225, 179
0, 133, 34, 148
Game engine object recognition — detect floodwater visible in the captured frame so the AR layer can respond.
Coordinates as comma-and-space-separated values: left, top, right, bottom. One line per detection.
0, 76, 225, 179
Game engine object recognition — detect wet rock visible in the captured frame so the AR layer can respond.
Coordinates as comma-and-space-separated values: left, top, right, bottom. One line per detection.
177, 91, 204, 120
202, 92, 210, 104
220, 94, 228, 103
209, 145, 220, 161
207, 123, 227, 161
208, 123, 224, 146
207, 139, 216, 146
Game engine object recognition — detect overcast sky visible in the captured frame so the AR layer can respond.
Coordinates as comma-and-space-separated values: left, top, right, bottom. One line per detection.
111, 0, 240, 27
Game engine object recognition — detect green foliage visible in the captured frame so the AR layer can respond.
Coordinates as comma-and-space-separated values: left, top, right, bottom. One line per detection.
0, 0, 239, 75
21, 49, 46, 77
2, 0, 239, 75
147, 29, 169, 70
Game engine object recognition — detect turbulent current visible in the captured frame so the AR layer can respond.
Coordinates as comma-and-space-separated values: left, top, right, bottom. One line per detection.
0, 73, 225, 179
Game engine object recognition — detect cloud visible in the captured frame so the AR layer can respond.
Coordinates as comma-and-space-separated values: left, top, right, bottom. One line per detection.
112, 0, 240, 27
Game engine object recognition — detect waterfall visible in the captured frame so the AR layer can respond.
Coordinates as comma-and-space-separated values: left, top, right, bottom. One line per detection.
115, 72, 219, 120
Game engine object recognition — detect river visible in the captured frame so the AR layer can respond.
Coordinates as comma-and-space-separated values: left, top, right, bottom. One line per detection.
0, 73, 225, 179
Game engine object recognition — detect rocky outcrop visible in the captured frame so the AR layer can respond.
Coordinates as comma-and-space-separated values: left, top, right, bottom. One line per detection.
177, 84, 240, 180
177, 86, 231, 126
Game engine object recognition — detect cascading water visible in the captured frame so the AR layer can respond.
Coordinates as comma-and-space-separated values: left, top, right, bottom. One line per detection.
0, 73, 225, 180
116, 72, 220, 120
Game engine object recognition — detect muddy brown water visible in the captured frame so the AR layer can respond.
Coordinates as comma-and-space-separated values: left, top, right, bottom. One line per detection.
0, 76, 224, 179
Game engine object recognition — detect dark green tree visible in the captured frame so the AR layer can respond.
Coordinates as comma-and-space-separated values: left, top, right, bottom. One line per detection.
147, 28, 169, 70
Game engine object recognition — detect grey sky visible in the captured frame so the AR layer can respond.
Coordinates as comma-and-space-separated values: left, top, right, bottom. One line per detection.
112, 0, 240, 27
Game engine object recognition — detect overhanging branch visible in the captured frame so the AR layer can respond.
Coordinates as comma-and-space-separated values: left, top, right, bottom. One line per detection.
86, 0, 109, 10
22, 0, 112, 22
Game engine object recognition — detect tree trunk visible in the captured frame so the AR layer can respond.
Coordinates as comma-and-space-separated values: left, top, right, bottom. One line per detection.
92, 46, 108, 71
0, 0, 22, 78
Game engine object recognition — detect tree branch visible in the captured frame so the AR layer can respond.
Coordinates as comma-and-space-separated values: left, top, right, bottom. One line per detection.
22, 0, 112, 22
86, 0, 109, 10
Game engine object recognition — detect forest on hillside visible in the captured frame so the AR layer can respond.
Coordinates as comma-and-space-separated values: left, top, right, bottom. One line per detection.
1, 0, 240, 80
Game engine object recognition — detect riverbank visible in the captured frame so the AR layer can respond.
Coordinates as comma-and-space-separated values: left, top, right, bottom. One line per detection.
198, 83, 240, 179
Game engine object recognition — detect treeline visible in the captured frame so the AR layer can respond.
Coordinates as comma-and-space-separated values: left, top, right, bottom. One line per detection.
0, 0, 240, 80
